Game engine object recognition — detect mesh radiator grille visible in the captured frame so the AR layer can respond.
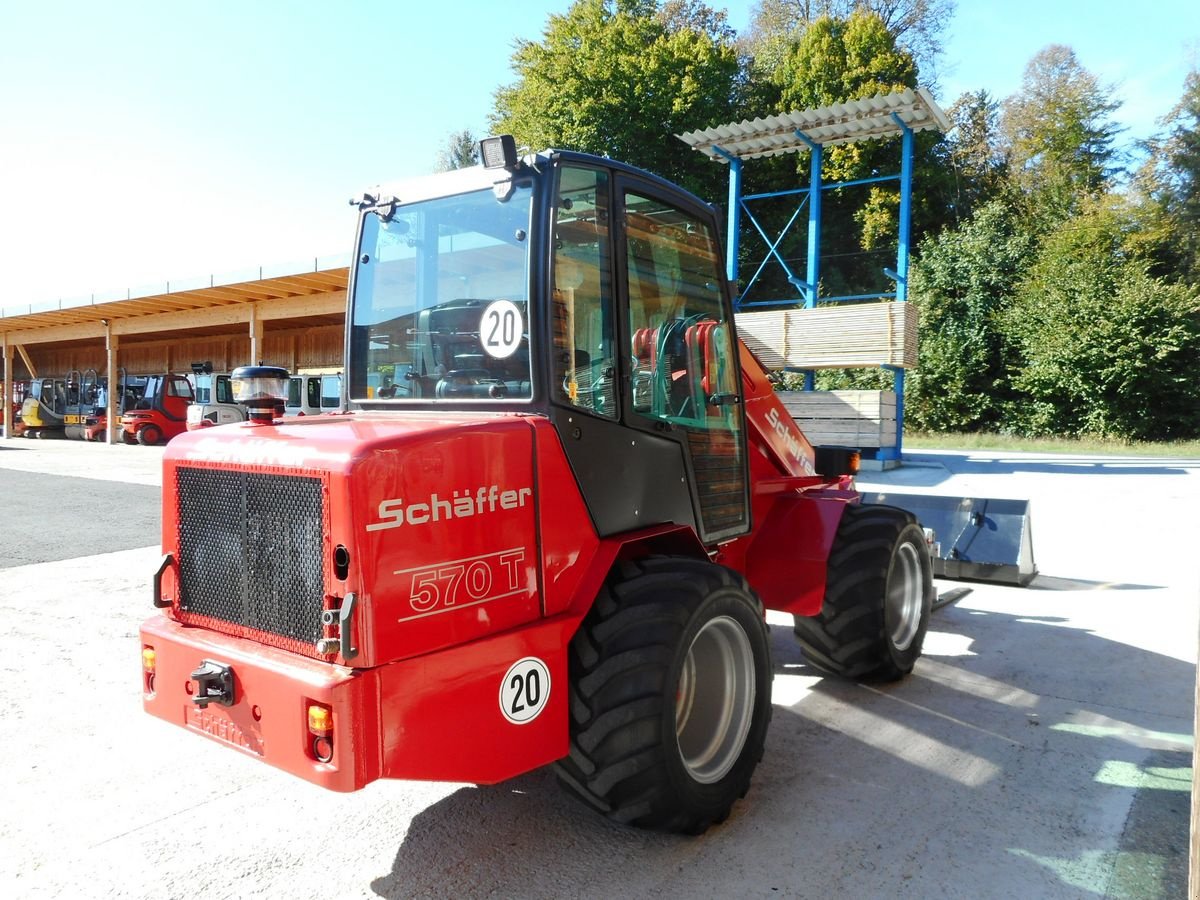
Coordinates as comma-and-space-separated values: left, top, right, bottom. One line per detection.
176, 467, 326, 647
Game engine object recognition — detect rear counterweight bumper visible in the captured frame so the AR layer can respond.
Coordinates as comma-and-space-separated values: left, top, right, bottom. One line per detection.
140, 612, 576, 790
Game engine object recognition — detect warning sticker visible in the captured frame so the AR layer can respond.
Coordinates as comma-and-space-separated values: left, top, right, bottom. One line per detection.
499, 656, 550, 724
480, 300, 523, 359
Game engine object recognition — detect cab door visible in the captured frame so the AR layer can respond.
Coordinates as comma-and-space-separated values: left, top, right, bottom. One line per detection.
163, 374, 194, 420
615, 181, 750, 543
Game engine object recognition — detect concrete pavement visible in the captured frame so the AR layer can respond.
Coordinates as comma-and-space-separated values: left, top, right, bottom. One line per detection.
0, 440, 1196, 898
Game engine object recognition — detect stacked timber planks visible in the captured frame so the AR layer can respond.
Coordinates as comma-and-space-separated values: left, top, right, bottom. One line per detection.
735, 301, 917, 370
778, 390, 897, 448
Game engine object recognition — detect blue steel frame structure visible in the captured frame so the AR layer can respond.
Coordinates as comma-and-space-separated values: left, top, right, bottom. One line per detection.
677, 89, 948, 461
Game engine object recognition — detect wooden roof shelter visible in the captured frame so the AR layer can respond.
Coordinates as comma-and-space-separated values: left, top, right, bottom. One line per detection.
1, 257, 350, 441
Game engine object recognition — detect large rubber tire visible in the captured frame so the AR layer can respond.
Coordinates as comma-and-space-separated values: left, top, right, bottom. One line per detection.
793, 503, 934, 682
137, 424, 162, 446
555, 557, 772, 834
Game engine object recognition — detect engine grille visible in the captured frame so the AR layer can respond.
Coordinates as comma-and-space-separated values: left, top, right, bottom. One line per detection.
176, 467, 326, 649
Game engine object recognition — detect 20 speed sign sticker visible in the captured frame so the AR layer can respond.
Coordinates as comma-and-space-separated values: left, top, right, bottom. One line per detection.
480, 300, 523, 359
500, 656, 550, 724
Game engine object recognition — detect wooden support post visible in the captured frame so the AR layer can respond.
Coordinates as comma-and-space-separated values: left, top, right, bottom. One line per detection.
249, 303, 263, 365
2, 334, 12, 440
106, 324, 119, 444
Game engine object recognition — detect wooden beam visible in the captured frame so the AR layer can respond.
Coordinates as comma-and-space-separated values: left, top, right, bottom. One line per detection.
779, 390, 898, 449
257, 290, 346, 321
16, 343, 37, 379
2, 290, 346, 345
736, 301, 918, 370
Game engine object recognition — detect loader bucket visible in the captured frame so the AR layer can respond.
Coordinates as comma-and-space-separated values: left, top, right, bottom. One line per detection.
860, 493, 1037, 587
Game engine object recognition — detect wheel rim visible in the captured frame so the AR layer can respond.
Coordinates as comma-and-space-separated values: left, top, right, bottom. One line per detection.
675, 614, 756, 785
887, 541, 924, 651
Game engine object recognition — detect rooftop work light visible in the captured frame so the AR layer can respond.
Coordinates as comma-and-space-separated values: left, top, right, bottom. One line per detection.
231, 365, 289, 424
480, 134, 519, 170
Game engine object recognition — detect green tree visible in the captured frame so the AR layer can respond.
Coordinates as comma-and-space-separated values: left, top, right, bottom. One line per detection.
938, 89, 1007, 224
747, 11, 923, 301
1002, 199, 1200, 440
905, 198, 1035, 431
1139, 68, 1200, 281
770, 11, 916, 124
1000, 45, 1123, 220
490, 0, 741, 200
742, 0, 953, 80
435, 129, 479, 171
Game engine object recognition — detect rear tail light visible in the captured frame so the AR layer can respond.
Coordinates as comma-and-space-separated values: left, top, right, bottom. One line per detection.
307, 703, 334, 762
307, 704, 332, 735
142, 646, 156, 694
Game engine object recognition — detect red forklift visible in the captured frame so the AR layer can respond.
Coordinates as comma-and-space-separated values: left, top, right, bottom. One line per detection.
140, 139, 933, 834
120, 372, 194, 445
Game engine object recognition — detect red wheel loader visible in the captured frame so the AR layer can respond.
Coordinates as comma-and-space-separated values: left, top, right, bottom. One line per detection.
140, 140, 934, 834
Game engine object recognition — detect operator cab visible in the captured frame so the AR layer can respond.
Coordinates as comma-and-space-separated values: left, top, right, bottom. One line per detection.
347, 138, 749, 545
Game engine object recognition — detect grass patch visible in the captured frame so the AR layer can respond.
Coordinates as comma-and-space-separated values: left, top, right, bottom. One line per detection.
904, 432, 1200, 458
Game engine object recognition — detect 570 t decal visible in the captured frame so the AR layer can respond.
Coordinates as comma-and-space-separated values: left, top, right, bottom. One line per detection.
394, 548, 528, 621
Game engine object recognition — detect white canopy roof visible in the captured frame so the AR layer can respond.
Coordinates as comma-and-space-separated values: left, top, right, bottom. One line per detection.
677, 87, 950, 162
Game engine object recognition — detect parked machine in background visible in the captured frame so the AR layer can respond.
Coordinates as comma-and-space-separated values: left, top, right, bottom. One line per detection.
186, 362, 245, 431
19, 377, 67, 439
63, 369, 103, 440
83, 370, 147, 441
285, 372, 342, 416
6, 379, 30, 430
121, 373, 194, 445
140, 140, 935, 835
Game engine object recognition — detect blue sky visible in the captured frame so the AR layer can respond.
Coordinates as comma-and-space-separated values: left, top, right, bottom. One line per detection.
1, 1, 1195, 308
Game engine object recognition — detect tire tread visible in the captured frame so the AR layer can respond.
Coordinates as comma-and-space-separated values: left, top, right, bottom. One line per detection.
555, 557, 771, 833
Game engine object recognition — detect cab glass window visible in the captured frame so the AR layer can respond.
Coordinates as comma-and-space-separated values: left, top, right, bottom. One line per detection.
551, 167, 616, 418
622, 189, 747, 536
350, 185, 533, 402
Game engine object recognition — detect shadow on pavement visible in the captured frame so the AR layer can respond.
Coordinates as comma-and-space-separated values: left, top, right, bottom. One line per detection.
1027, 575, 1165, 592
373, 595, 1191, 899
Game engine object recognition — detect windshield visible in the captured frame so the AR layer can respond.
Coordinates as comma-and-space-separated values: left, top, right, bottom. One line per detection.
195, 374, 214, 404
320, 375, 341, 408
349, 184, 534, 402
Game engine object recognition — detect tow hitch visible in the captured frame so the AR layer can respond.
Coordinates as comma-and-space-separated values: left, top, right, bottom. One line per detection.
190, 660, 236, 709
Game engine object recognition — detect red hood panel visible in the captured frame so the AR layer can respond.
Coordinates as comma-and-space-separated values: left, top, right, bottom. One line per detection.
165, 412, 530, 475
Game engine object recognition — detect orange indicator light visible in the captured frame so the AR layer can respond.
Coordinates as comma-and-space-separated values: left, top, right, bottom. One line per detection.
142, 647, 157, 672
307, 704, 333, 736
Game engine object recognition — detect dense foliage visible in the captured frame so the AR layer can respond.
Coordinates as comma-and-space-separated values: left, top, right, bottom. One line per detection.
476, 1, 1200, 440
1001, 201, 1200, 440
910, 50, 1200, 440
490, 0, 741, 201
